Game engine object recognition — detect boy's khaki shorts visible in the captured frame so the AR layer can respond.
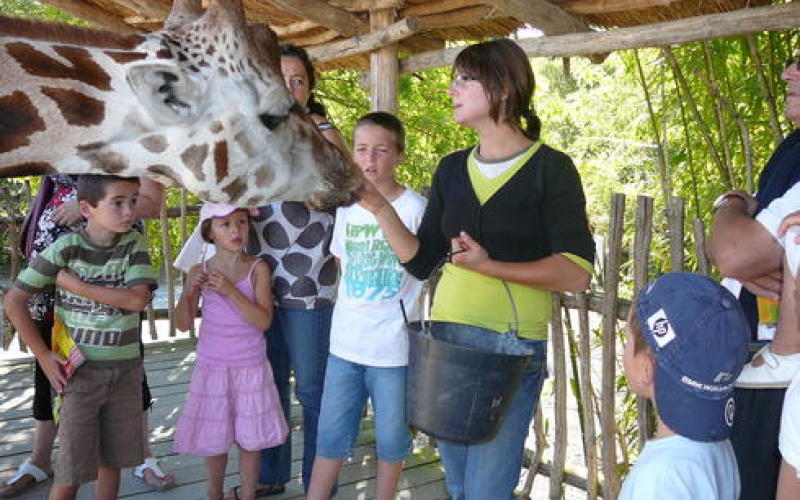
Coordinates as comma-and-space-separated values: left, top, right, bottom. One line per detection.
55, 359, 144, 486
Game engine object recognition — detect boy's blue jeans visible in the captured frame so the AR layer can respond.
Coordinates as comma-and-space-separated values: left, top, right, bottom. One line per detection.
259, 304, 333, 492
316, 355, 412, 463
437, 337, 547, 500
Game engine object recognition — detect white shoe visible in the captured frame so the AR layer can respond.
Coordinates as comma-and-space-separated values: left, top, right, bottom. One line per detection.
735, 344, 800, 389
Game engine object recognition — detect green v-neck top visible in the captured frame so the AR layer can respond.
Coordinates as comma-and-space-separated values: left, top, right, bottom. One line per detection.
403, 143, 594, 338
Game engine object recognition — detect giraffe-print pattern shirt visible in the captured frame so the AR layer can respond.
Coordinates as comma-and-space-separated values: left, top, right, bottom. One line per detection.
247, 202, 337, 310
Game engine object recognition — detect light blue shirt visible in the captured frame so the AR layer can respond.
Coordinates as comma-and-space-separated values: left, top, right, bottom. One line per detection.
618, 435, 740, 500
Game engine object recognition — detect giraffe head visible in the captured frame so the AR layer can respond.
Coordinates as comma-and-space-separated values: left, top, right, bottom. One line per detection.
0, 0, 361, 208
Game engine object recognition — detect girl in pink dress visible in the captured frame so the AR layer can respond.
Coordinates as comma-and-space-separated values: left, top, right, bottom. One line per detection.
174, 204, 288, 500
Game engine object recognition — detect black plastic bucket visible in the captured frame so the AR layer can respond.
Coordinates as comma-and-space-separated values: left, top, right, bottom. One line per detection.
406, 320, 536, 444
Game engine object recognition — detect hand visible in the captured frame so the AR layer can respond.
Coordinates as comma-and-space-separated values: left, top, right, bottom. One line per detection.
741, 271, 783, 300
357, 180, 390, 215
52, 199, 83, 227
187, 271, 208, 294
39, 351, 68, 394
203, 270, 235, 297
450, 231, 489, 271
778, 210, 800, 240
56, 269, 83, 295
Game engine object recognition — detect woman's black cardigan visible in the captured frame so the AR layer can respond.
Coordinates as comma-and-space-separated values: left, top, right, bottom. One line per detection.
403, 144, 595, 280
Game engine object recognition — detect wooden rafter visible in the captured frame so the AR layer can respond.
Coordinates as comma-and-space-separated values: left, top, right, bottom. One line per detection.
481, 0, 591, 35
418, 6, 501, 31
41, 0, 138, 33
262, 0, 368, 37
113, 0, 170, 18
401, 2, 800, 73
560, 0, 678, 15
273, 20, 320, 37
308, 16, 419, 62
328, 0, 404, 11
402, 0, 482, 17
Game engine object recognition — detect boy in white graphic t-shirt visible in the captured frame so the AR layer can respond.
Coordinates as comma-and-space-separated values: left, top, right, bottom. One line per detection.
307, 112, 426, 500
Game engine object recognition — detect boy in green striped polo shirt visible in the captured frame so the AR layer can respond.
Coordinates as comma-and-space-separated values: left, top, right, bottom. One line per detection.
5, 175, 158, 500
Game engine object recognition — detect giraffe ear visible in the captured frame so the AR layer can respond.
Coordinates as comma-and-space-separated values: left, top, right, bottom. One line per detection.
126, 64, 204, 126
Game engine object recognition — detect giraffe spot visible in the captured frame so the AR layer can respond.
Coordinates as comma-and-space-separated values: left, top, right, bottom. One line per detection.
156, 48, 172, 59
255, 167, 273, 186
213, 141, 228, 181
218, 56, 226, 64
283, 252, 312, 278
199, 61, 210, 67
295, 222, 325, 249
233, 131, 256, 158
206, 45, 215, 55
76, 141, 105, 152
218, 67, 228, 77
40, 87, 105, 126
282, 202, 310, 228
147, 164, 179, 184
209, 122, 224, 134
244, 195, 261, 207
181, 144, 208, 179
0, 91, 46, 154
223, 178, 245, 201
78, 149, 128, 173
291, 277, 318, 297
104, 51, 147, 64
140, 134, 168, 153
318, 257, 338, 286
263, 221, 290, 249
189, 65, 199, 73
3, 162, 54, 176
7, 43, 112, 91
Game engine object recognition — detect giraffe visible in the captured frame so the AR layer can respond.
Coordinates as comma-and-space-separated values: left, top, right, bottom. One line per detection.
0, 0, 361, 209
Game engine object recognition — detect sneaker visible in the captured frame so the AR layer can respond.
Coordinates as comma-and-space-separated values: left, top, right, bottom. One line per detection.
735, 344, 800, 389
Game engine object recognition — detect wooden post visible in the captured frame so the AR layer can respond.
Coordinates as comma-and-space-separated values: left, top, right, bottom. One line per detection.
369, 8, 398, 114
668, 196, 685, 272
576, 292, 598, 499
693, 218, 710, 276
600, 193, 625, 500
549, 293, 567, 500
159, 201, 176, 338
633, 195, 654, 448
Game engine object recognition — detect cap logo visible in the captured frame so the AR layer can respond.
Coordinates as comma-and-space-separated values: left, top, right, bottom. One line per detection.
647, 308, 676, 347
724, 397, 735, 427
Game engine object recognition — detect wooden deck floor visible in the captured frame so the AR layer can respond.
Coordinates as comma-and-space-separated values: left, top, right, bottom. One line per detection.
0, 339, 449, 500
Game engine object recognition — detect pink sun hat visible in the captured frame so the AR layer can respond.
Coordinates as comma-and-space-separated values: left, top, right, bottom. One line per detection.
174, 204, 260, 272
198, 203, 259, 223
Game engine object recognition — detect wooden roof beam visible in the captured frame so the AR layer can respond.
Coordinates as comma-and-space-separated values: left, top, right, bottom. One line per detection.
561, 0, 679, 15
263, 0, 368, 37
41, 0, 139, 33
308, 16, 419, 62
273, 20, 320, 37
329, 0, 404, 11
113, 0, 170, 18
481, 0, 591, 35
400, 2, 800, 73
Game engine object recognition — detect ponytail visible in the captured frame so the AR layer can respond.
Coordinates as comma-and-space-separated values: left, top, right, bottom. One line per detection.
521, 108, 541, 142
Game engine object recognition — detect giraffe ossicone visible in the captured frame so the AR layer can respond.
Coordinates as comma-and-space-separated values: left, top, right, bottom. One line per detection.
0, 0, 361, 209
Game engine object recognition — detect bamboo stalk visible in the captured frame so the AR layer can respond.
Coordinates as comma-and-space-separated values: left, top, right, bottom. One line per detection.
747, 34, 784, 147
633, 195, 654, 449
693, 218, 710, 276
633, 50, 670, 203
576, 292, 598, 500
549, 292, 567, 500
668, 196, 685, 273
662, 46, 732, 189
702, 42, 733, 176
674, 76, 701, 219
600, 193, 625, 500
180, 188, 195, 338
521, 405, 547, 497
159, 201, 176, 338
144, 219, 158, 341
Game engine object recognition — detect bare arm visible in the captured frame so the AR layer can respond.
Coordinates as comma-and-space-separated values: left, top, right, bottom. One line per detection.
56, 270, 152, 311
451, 231, 591, 293
204, 261, 272, 331
777, 460, 800, 500
174, 265, 204, 331
3, 288, 67, 392
707, 193, 783, 279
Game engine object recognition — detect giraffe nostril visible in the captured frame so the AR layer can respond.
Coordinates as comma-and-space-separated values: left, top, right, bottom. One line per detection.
259, 113, 288, 131
158, 84, 171, 93
158, 71, 179, 83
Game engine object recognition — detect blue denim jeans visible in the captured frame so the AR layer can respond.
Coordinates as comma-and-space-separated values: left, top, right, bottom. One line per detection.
437, 337, 547, 500
259, 304, 333, 492
317, 355, 412, 463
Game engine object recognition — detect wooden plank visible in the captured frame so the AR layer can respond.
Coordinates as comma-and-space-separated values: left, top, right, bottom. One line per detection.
482, 0, 590, 35
263, 0, 368, 37
273, 20, 321, 37
113, 0, 170, 18
633, 195, 654, 449
560, 0, 678, 15
402, 0, 481, 17
417, 6, 500, 31
576, 293, 598, 500
668, 196, 685, 272
40, 0, 139, 34
400, 2, 800, 73
308, 17, 419, 63
329, 0, 404, 11
548, 294, 567, 499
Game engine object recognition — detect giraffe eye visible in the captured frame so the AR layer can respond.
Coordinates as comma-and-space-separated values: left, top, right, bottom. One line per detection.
259, 113, 288, 130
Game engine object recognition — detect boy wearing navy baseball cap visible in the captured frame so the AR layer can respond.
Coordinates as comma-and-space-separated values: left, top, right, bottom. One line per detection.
618, 272, 750, 500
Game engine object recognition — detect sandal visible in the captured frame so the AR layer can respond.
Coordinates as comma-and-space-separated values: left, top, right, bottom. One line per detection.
132, 457, 176, 491
226, 484, 286, 499
0, 461, 51, 498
